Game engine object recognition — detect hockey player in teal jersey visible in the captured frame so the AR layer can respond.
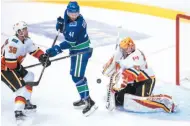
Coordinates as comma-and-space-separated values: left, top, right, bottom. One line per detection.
46, 1, 98, 116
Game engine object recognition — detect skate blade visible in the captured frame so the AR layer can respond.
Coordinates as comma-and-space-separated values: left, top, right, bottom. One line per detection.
83, 105, 98, 117
16, 117, 33, 126
16, 119, 24, 126
74, 104, 87, 109
24, 109, 37, 114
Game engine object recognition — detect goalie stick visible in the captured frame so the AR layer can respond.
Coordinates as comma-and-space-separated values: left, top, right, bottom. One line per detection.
106, 26, 122, 110
106, 73, 115, 109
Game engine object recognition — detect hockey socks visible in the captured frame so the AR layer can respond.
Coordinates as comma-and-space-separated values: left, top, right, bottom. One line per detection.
75, 77, 89, 99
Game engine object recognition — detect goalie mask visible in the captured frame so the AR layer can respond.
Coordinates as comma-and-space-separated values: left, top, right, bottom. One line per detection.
13, 21, 28, 37
119, 37, 135, 55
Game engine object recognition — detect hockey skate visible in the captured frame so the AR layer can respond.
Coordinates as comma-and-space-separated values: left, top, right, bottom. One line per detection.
24, 100, 37, 113
82, 97, 98, 117
73, 99, 86, 109
15, 110, 34, 126
15, 111, 26, 120
15, 111, 26, 125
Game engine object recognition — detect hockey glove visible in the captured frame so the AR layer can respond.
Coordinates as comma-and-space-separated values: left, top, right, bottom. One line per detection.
46, 45, 62, 57
39, 54, 51, 67
56, 16, 64, 33
15, 64, 28, 78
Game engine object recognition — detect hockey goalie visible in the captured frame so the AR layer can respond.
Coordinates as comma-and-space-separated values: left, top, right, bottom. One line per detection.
102, 37, 177, 113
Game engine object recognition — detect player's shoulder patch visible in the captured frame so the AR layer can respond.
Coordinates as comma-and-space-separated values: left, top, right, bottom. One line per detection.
69, 21, 77, 27
12, 38, 19, 43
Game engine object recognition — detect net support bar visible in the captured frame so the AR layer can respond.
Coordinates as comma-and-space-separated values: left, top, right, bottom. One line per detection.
176, 14, 190, 85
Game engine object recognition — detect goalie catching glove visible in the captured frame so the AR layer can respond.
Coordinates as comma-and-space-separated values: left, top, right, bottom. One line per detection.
102, 57, 121, 77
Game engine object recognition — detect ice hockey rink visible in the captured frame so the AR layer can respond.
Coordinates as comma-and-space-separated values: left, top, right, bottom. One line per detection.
1, 0, 190, 126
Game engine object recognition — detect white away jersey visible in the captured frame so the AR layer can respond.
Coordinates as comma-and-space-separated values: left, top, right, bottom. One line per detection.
1, 35, 43, 70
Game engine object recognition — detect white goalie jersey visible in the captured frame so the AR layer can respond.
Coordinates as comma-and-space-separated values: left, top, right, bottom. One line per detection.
103, 47, 155, 86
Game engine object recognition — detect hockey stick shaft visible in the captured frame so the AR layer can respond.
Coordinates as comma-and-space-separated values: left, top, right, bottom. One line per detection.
36, 30, 60, 80
27, 31, 60, 86
27, 49, 92, 86
115, 26, 122, 49
106, 74, 114, 109
106, 26, 121, 109
24, 49, 92, 69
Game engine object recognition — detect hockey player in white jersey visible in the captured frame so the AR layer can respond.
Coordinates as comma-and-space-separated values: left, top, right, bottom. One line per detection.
1, 21, 51, 121
102, 37, 177, 113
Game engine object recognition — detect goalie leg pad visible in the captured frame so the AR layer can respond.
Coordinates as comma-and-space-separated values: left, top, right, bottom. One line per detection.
123, 94, 177, 113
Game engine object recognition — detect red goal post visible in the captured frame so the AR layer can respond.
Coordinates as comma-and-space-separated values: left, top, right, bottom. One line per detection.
176, 14, 190, 86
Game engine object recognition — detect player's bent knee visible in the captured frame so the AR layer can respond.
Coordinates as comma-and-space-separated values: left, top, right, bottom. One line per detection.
14, 86, 30, 99
23, 71, 34, 82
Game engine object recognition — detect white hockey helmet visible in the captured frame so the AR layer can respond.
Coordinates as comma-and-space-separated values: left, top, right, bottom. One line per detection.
13, 21, 28, 34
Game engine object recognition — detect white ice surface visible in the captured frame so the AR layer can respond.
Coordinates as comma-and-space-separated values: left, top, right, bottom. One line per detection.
1, 2, 190, 126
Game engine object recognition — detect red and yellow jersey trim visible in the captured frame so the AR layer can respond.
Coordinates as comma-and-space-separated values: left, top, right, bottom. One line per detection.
4, 58, 18, 70
17, 55, 26, 64
30, 48, 44, 59
25, 85, 33, 93
15, 96, 26, 104
133, 99, 170, 113
122, 68, 155, 85
1, 55, 26, 70
122, 68, 139, 82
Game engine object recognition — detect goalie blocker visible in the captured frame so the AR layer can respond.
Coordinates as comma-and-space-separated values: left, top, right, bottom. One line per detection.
103, 37, 177, 113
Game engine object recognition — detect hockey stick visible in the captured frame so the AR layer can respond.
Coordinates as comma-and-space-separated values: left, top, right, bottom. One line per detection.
26, 49, 92, 86
106, 26, 121, 110
106, 73, 114, 109
26, 31, 60, 86
115, 26, 122, 49
24, 49, 92, 69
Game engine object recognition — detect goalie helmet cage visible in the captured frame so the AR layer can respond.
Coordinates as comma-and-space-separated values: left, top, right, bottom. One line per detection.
176, 14, 190, 86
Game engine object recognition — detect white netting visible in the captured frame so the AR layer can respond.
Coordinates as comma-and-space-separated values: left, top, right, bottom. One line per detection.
179, 15, 190, 84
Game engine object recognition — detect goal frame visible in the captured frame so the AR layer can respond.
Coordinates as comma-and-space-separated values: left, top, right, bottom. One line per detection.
176, 14, 190, 85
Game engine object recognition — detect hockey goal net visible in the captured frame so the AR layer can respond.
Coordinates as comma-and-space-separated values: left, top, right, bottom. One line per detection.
176, 14, 190, 86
